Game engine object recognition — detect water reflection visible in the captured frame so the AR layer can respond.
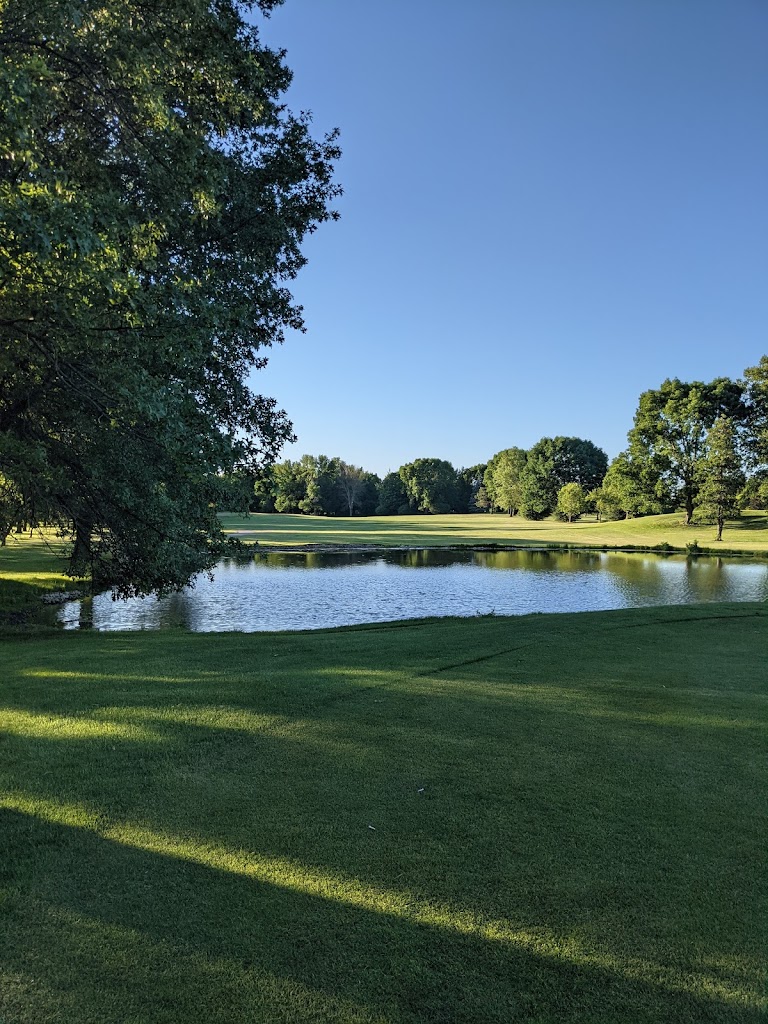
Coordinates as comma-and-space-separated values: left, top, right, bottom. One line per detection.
59, 549, 768, 633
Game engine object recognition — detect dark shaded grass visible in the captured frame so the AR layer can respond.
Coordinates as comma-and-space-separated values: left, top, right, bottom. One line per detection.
1, 604, 766, 1022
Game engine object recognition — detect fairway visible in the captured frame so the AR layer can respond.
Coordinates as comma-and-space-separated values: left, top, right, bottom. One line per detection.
1, 605, 765, 1023
220, 510, 768, 555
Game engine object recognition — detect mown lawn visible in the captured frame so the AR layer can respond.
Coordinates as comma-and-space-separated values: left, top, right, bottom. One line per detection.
1, 605, 766, 1023
220, 510, 768, 555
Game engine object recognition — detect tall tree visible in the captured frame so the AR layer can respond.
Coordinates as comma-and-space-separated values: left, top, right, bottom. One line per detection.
337, 461, 368, 516
0, 0, 340, 594
627, 378, 744, 524
743, 356, 768, 471
398, 459, 458, 514
485, 448, 527, 515
695, 417, 744, 541
519, 437, 607, 519
376, 472, 409, 515
456, 464, 487, 513
601, 452, 661, 520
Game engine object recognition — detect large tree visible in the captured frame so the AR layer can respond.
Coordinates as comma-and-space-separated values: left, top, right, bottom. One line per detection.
695, 417, 744, 541
519, 437, 608, 519
627, 378, 744, 525
0, 0, 340, 594
398, 458, 458, 514
743, 356, 768, 471
484, 447, 527, 515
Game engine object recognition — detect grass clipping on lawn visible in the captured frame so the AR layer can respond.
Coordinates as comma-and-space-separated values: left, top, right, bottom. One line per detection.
1, 604, 766, 1023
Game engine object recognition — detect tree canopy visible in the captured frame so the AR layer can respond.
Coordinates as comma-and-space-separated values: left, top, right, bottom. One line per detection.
627, 378, 744, 524
0, 0, 340, 594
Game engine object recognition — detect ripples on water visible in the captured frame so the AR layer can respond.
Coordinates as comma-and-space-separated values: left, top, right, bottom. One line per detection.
58, 549, 768, 632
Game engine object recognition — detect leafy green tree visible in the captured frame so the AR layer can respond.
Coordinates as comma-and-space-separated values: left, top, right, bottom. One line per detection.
627, 378, 744, 524
355, 472, 382, 516
518, 437, 607, 519
375, 472, 410, 515
695, 417, 744, 541
743, 356, 768, 471
0, 0, 340, 593
398, 459, 458, 514
456, 464, 487, 513
588, 485, 621, 523
272, 460, 306, 513
297, 455, 342, 515
485, 448, 527, 515
337, 461, 373, 516
556, 482, 587, 522
601, 452, 661, 520
738, 473, 768, 510
474, 485, 491, 513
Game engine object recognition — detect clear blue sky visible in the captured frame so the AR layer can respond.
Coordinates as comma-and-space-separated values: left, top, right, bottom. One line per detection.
253, 0, 768, 478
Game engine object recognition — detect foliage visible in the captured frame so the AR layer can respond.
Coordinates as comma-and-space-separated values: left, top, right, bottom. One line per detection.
0, 0, 340, 594
375, 472, 409, 515
627, 377, 744, 524
556, 482, 587, 522
695, 417, 744, 541
601, 451, 662, 520
398, 458, 458, 514
519, 437, 608, 519
456, 463, 487, 513
743, 356, 768, 471
484, 448, 527, 515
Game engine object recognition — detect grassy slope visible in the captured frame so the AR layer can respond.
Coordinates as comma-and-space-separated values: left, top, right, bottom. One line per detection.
220, 511, 768, 554
1, 605, 766, 1023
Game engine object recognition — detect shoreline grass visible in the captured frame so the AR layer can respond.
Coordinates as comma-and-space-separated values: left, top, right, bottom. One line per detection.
1, 604, 765, 1022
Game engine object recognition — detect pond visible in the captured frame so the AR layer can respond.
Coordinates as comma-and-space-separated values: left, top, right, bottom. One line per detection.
58, 548, 768, 632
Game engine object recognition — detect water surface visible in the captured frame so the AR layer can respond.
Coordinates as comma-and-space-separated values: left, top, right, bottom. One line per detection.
58, 549, 768, 632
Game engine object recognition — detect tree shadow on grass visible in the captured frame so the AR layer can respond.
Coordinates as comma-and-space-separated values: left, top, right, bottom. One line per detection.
2, 607, 766, 1020
1, 807, 759, 1024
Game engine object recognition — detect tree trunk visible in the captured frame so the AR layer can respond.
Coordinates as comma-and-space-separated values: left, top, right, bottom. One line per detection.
72, 516, 92, 575
685, 489, 695, 525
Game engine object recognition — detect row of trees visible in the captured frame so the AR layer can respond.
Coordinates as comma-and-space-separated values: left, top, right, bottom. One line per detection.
253, 356, 768, 537
252, 439, 610, 519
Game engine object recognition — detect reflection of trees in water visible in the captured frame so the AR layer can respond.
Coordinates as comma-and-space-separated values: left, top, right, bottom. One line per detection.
473, 550, 603, 573
84, 550, 768, 632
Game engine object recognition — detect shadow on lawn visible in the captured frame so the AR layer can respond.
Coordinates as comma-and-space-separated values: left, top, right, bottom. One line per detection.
2, 608, 766, 1021
1, 806, 759, 1024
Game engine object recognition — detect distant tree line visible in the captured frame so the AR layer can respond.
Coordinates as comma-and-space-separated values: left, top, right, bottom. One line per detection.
248, 356, 768, 536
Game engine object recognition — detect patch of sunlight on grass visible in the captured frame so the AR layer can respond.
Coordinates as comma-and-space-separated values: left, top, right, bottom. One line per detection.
2, 792, 761, 1011
0, 709, 165, 743
0, 571, 71, 583
21, 669, 198, 685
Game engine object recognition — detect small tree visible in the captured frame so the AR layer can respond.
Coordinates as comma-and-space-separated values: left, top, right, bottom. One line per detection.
556, 483, 587, 522
696, 417, 744, 541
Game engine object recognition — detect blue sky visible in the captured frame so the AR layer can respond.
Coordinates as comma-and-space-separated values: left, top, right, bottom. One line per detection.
254, 0, 767, 477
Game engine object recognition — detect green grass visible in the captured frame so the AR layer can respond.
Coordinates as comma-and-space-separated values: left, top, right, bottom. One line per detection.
1, 605, 766, 1022
0, 531, 73, 631
220, 510, 768, 555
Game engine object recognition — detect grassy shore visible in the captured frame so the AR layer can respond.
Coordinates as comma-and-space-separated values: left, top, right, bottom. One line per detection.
220, 510, 768, 555
1, 605, 766, 1023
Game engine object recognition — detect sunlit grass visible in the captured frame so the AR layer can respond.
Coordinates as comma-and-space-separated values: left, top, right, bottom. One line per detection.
220, 510, 768, 553
0, 790, 756, 1009
1, 605, 766, 1022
